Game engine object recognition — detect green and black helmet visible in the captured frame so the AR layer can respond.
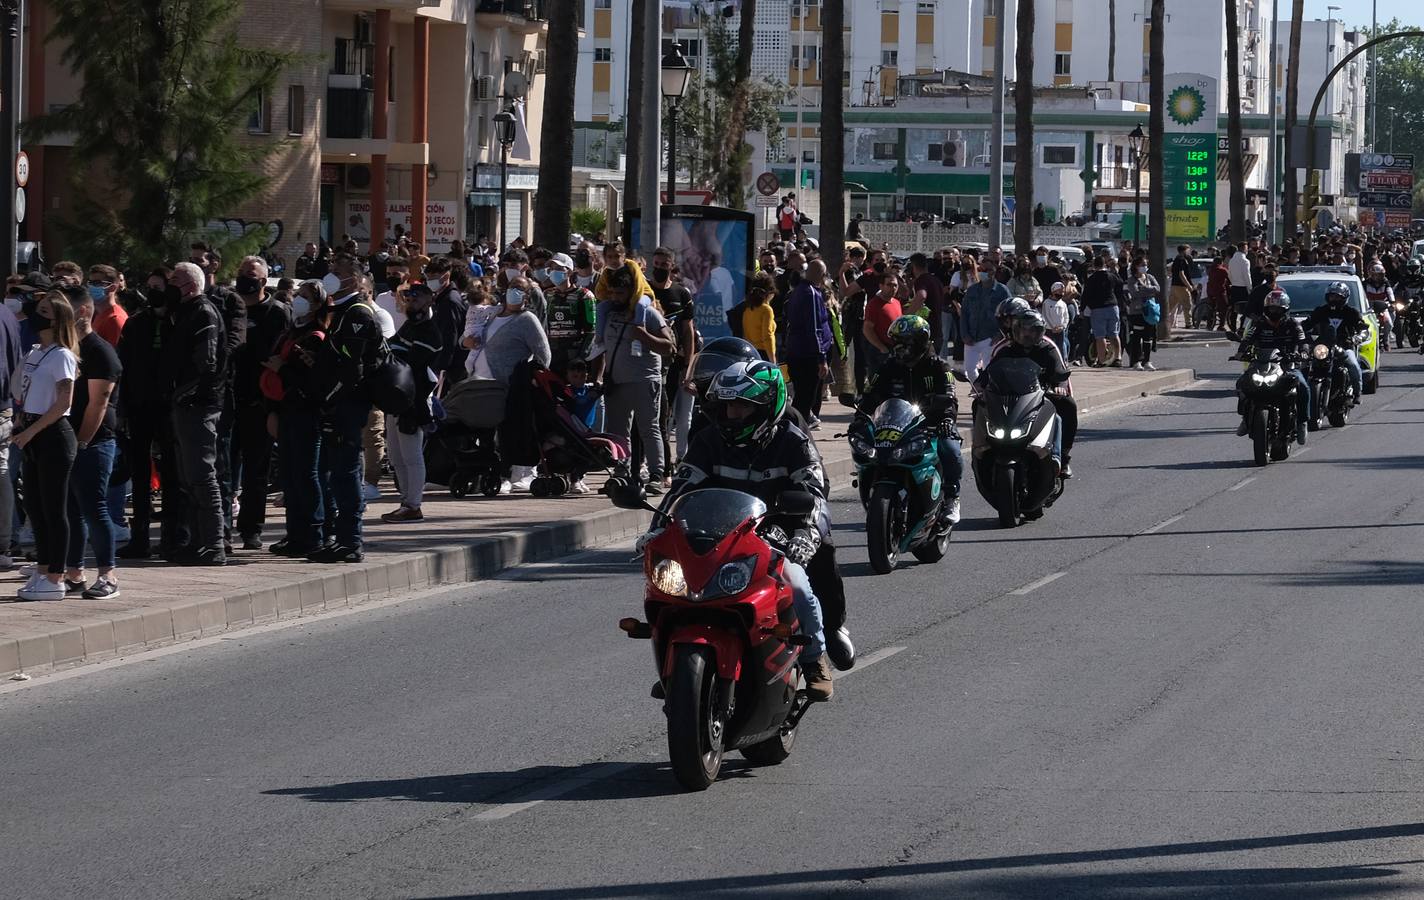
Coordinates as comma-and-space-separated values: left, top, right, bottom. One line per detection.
705, 360, 788, 449
887, 314, 932, 365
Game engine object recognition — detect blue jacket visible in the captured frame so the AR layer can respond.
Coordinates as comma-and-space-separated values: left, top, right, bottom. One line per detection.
961, 280, 1009, 345
785, 282, 832, 361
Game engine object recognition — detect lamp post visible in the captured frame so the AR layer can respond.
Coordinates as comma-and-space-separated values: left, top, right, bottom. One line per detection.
1128, 124, 1145, 247
660, 48, 691, 202
1388, 105, 1396, 150
0, 0, 20, 280
493, 106, 517, 253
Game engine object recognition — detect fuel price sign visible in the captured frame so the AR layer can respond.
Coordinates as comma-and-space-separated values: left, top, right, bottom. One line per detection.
1161, 132, 1217, 242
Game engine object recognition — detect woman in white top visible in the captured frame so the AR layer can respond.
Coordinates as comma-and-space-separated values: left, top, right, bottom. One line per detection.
11, 291, 80, 601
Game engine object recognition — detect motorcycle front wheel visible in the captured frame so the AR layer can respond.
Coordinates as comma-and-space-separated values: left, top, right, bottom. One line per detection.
994, 467, 1019, 528
667, 646, 725, 791
1250, 408, 1270, 467
866, 483, 900, 574
911, 522, 951, 563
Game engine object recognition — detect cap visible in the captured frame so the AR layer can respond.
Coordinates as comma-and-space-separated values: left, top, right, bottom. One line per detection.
1051, 281, 1066, 293
548, 252, 574, 270
16, 271, 51, 292
404, 282, 435, 299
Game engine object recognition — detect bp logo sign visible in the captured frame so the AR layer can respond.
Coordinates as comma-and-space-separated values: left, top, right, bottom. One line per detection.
1168, 85, 1207, 127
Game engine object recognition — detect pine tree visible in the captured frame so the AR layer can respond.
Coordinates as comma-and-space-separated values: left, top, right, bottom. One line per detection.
27, 0, 295, 269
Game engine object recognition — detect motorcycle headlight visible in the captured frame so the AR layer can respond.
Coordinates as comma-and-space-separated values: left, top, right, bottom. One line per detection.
651, 558, 687, 597
1251, 371, 1281, 386
990, 427, 1008, 439
1008, 427, 1026, 439
707, 556, 756, 598
892, 436, 932, 460
849, 435, 873, 457
1312, 344, 1330, 360
1396, 302, 1407, 311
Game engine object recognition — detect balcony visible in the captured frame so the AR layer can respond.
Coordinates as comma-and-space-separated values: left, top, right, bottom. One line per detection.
475, 0, 552, 31
327, 86, 374, 140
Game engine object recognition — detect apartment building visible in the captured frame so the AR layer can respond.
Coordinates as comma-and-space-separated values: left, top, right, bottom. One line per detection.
1277, 17, 1367, 200
20, 0, 547, 264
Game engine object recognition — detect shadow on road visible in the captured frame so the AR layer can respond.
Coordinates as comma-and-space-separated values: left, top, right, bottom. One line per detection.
1109, 458, 1255, 472
414, 821, 1424, 898
947, 521, 1424, 545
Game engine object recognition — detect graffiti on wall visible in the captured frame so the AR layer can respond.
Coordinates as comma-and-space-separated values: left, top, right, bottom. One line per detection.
204, 218, 285, 253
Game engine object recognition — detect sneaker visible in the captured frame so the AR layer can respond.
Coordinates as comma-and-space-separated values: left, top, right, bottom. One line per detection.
945, 497, 962, 526
380, 506, 424, 523
510, 476, 534, 492
180, 548, 227, 567
361, 482, 381, 501
16, 571, 39, 595
802, 655, 835, 702
644, 481, 664, 497
17, 577, 65, 601
0, 554, 12, 571
64, 578, 87, 597
17, 563, 37, 578
307, 544, 365, 564
1144, 362, 1157, 371
1061, 461, 1074, 479
498, 480, 513, 495
240, 534, 264, 551
1133, 362, 1145, 370
82, 576, 121, 600
569, 479, 591, 495
807, 416, 822, 431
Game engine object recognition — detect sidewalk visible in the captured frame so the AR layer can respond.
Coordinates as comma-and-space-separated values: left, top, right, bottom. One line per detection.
0, 365, 1197, 680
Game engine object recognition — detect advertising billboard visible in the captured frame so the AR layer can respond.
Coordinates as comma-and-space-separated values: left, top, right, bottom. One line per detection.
625, 205, 755, 341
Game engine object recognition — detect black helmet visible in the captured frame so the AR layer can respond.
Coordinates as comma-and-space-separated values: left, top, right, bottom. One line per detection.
1011, 310, 1047, 348
1324, 281, 1350, 306
1263, 288, 1292, 320
704, 360, 788, 449
996, 297, 1033, 333
887, 315, 932, 365
691, 336, 761, 395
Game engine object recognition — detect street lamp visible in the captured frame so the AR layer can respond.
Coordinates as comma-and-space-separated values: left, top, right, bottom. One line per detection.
1127, 124, 1146, 245
493, 106, 517, 252
661, 47, 692, 202
1388, 105, 1396, 150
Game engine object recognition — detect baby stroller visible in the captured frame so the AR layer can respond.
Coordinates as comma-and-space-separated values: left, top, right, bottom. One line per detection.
427, 378, 507, 498
525, 367, 633, 497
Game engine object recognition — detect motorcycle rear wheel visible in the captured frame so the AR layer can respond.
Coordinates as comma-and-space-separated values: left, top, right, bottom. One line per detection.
741, 723, 797, 766
911, 524, 951, 563
1250, 408, 1270, 468
1328, 405, 1349, 428
667, 646, 724, 791
866, 484, 899, 575
994, 468, 1019, 528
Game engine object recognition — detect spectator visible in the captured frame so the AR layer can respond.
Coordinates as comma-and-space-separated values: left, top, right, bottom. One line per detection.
86, 265, 128, 347
1032, 246, 1061, 297
1169, 245, 1196, 330
63, 284, 123, 598
1043, 281, 1070, 360
380, 283, 450, 523
231, 255, 292, 549
742, 273, 777, 362
374, 256, 410, 333
960, 257, 1008, 381
862, 269, 904, 378
1207, 254, 1232, 332
1081, 255, 1126, 368
648, 248, 698, 464
596, 265, 673, 494
117, 269, 180, 559
786, 259, 833, 427
0, 273, 22, 569
544, 252, 597, 378
1126, 261, 1161, 370
12, 290, 80, 601
425, 255, 469, 384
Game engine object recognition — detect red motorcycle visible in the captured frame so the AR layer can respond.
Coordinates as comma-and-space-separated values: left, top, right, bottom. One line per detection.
613, 486, 818, 791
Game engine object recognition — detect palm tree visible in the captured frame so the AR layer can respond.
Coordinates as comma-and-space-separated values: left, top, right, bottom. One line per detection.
821, 0, 845, 274
621, 0, 645, 232
717, 0, 757, 204
1108, 0, 1117, 82
1149, 0, 1167, 336
534, 0, 577, 249
1013, 0, 1034, 254
1224, 0, 1247, 241
1283, 0, 1304, 239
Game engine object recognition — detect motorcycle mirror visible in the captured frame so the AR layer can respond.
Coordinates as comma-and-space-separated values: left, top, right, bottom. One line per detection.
777, 491, 817, 517
606, 478, 652, 511
950, 368, 970, 383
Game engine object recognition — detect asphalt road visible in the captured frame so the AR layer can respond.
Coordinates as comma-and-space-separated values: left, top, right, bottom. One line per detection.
6, 345, 1424, 900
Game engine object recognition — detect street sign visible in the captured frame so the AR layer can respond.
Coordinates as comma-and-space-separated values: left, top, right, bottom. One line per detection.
1358, 190, 1412, 210
1384, 212, 1412, 229
755, 195, 778, 207
756, 171, 780, 197
14, 187, 25, 224
14, 151, 28, 188
1359, 210, 1377, 227
1362, 171, 1412, 190
1360, 152, 1414, 170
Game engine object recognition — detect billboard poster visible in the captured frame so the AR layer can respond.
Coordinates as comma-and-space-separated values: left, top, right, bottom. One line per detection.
344, 200, 460, 245
625, 205, 755, 340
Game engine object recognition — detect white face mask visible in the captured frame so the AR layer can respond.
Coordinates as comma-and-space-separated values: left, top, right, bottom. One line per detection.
4, 296, 20, 315
503, 267, 523, 284
321, 273, 342, 296
292, 296, 313, 320
505, 288, 525, 309
1036, 256, 1047, 266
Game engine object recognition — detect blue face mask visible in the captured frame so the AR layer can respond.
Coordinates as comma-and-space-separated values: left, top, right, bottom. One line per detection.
548, 270, 569, 287
87, 284, 107, 303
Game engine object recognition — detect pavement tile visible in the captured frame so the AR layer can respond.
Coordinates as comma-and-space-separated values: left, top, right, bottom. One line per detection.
320, 573, 347, 608
224, 593, 254, 628
111, 612, 146, 654
49, 626, 85, 666
170, 603, 202, 639
342, 568, 369, 603
77, 619, 116, 660
249, 589, 279, 623
275, 583, 302, 615
197, 598, 227, 635
16, 633, 50, 671
298, 578, 325, 612
140, 607, 174, 644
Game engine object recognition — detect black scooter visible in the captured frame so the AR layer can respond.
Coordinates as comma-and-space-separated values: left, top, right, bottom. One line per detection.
971, 356, 1065, 528
1235, 348, 1302, 467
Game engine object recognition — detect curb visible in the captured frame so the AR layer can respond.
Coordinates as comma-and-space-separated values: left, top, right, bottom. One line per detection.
0, 367, 1195, 681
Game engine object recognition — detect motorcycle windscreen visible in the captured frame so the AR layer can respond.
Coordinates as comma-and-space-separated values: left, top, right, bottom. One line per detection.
871, 398, 922, 444
667, 489, 768, 556
981, 356, 1044, 397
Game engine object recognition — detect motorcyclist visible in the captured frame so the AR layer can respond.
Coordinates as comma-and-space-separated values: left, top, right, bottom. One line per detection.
1303, 280, 1365, 405
980, 310, 1077, 477
1364, 263, 1395, 350
685, 336, 763, 440
854, 315, 963, 525
639, 360, 837, 701
994, 296, 1034, 342
1233, 288, 1310, 443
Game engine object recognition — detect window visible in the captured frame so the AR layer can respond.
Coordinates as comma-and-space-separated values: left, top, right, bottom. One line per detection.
1002, 144, 1016, 163
1054, 52, 1071, 75
927, 143, 942, 161
594, 0, 611, 8
594, 47, 612, 62
1055, 0, 1072, 21
388, 47, 396, 101
286, 85, 305, 135
842, 69, 852, 87
791, 44, 820, 63
1042, 144, 1077, 165
917, 0, 935, 10
247, 88, 270, 134
881, 49, 898, 67
478, 115, 489, 148
983, 0, 999, 14
873, 141, 897, 160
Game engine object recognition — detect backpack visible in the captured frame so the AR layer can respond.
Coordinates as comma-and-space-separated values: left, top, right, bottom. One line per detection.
1142, 297, 1161, 326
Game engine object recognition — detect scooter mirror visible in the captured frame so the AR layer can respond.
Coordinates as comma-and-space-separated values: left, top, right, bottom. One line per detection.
777, 490, 817, 517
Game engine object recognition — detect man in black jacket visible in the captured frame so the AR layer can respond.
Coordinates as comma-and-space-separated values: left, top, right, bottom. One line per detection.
231, 256, 292, 549
165, 262, 229, 565
424, 255, 468, 384
117, 270, 181, 559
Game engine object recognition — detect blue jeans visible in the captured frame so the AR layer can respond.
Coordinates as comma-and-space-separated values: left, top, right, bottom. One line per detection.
279, 410, 327, 550
782, 560, 826, 659
937, 433, 964, 498
1340, 349, 1363, 399
65, 439, 117, 571
321, 397, 372, 549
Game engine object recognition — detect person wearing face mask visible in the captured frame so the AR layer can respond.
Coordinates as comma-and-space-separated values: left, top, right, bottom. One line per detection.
115, 269, 179, 559
379, 283, 449, 523
85, 265, 127, 347
572, 243, 599, 289
423, 255, 470, 385
374, 257, 410, 333
497, 249, 546, 322
262, 280, 335, 557
596, 266, 674, 494
959, 257, 1010, 382
1125, 260, 1161, 370
229, 256, 292, 550
648, 248, 698, 464
544, 252, 598, 379
1007, 257, 1042, 306
1032, 246, 1060, 297
526, 246, 553, 291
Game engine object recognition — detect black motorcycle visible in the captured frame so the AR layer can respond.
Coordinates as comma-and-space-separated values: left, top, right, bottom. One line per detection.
971, 356, 1065, 528
1398, 290, 1424, 349
1304, 327, 1358, 431
1236, 348, 1302, 466
848, 398, 954, 574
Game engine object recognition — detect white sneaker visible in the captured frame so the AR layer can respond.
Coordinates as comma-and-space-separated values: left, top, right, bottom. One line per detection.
1144, 362, 1157, 371
18, 576, 64, 601
361, 482, 381, 501
570, 479, 591, 495
18, 563, 37, 578
945, 498, 961, 526
498, 480, 513, 495
511, 476, 535, 492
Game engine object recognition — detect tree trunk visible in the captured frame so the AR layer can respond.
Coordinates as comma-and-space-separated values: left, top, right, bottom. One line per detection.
621, 0, 645, 237
1149, 0, 1167, 337
1283, 0, 1304, 240
533, 0, 577, 249
1013, 0, 1035, 255
1225, 0, 1247, 241
821, 0, 845, 275
1107, 0, 1117, 82
718, 0, 756, 205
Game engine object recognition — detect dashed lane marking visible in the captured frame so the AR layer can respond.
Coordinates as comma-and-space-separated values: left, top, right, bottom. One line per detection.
1228, 476, 1256, 491
1138, 514, 1185, 535
1010, 571, 1067, 596
832, 645, 907, 680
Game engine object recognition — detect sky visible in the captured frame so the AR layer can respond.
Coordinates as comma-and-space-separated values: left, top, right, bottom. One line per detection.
1300, 0, 1421, 28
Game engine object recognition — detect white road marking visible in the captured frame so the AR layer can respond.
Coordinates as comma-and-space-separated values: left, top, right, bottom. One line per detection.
1293, 446, 1313, 457
832, 645, 907, 681
1228, 477, 1256, 491
472, 762, 638, 821
1138, 514, 1184, 535
1010, 571, 1067, 596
